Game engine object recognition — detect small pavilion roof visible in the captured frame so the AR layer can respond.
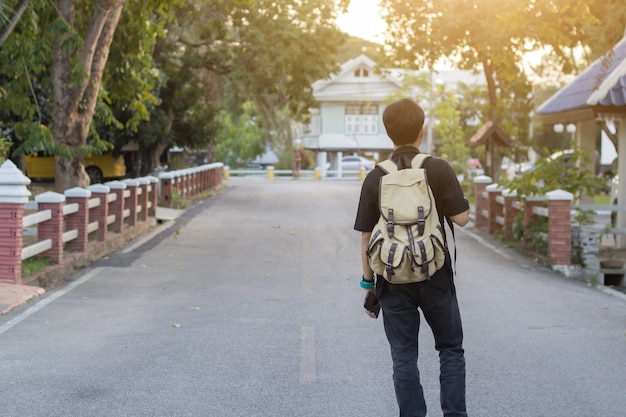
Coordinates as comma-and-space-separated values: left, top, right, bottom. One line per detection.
469, 120, 514, 147
537, 35, 626, 123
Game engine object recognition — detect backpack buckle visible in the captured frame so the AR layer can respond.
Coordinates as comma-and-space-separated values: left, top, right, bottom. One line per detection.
417, 206, 425, 236
387, 209, 394, 238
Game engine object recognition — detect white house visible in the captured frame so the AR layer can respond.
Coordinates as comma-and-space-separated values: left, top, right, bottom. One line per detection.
302, 54, 485, 176
302, 55, 402, 173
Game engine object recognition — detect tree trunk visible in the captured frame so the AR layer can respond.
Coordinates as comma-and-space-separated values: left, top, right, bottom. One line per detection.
0, 0, 31, 46
52, 0, 124, 191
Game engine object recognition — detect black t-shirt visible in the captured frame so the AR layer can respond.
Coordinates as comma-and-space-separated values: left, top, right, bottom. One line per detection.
354, 146, 469, 233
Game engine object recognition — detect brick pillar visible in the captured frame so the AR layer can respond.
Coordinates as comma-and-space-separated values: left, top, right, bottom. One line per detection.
502, 189, 518, 241
35, 192, 65, 264
136, 178, 150, 222
204, 165, 213, 191
87, 183, 110, 241
523, 196, 544, 250
217, 165, 224, 186
190, 168, 199, 196
486, 184, 503, 235
199, 166, 206, 192
105, 181, 126, 233
122, 179, 139, 227
0, 160, 31, 284
145, 176, 158, 218
547, 189, 573, 265
181, 170, 189, 197
159, 173, 173, 208
64, 187, 91, 252
473, 175, 492, 231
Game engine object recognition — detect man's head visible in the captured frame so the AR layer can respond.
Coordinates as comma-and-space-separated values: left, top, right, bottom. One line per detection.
382, 98, 425, 147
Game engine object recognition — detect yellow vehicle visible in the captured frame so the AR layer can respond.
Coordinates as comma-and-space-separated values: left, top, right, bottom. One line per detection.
24, 151, 126, 184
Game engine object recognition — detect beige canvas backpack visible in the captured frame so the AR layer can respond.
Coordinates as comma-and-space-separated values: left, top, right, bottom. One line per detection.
367, 154, 447, 283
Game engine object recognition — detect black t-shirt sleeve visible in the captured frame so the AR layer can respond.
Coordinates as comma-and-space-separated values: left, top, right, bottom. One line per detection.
424, 157, 469, 220
353, 168, 383, 232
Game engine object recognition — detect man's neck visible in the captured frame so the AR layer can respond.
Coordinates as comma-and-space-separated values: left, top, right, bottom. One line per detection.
394, 143, 421, 150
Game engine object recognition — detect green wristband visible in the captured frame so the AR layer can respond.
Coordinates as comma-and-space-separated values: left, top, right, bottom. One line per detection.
360, 276, 375, 289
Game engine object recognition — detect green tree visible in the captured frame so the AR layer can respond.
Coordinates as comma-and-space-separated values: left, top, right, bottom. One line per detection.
435, 91, 468, 176
224, 0, 346, 152
0, 0, 30, 46
216, 102, 265, 168
1, 0, 178, 189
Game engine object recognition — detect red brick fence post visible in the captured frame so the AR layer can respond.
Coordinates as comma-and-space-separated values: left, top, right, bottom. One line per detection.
0, 161, 31, 284
502, 189, 518, 241
87, 183, 110, 242
145, 176, 159, 217
486, 184, 503, 235
64, 187, 91, 253
546, 189, 573, 266
34, 192, 65, 264
105, 181, 127, 233
159, 172, 174, 208
473, 175, 492, 231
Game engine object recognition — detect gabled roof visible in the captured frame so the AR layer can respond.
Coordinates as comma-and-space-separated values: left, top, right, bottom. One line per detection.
469, 121, 514, 147
537, 35, 626, 120
312, 54, 403, 101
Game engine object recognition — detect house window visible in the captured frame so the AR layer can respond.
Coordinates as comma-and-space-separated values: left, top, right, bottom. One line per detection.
345, 103, 378, 135
354, 68, 370, 77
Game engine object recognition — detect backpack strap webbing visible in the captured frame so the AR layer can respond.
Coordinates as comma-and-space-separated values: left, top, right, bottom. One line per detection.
378, 153, 431, 174
377, 159, 397, 174
410, 153, 431, 169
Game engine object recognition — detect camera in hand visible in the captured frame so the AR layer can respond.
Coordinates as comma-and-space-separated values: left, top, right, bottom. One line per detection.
364, 292, 381, 318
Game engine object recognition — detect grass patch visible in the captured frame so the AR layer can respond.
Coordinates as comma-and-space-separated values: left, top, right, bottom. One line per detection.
22, 257, 56, 276
594, 194, 611, 205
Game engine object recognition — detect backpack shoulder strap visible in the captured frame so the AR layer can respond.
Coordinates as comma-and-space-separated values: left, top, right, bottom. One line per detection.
411, 153, 431, 169
377, 159, 398, 174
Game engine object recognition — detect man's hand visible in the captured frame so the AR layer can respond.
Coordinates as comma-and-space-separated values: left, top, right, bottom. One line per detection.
363, 288, 379, 319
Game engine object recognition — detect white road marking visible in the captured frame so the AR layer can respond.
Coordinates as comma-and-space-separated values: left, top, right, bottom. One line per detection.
0, 267, 103, 335
299, 326, 316, 384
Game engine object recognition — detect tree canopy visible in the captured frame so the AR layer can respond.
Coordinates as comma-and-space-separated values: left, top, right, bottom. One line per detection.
0, 0, 346, 188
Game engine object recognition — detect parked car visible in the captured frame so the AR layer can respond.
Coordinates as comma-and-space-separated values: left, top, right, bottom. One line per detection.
340, 155, 375, 172
24, 151, 126, 184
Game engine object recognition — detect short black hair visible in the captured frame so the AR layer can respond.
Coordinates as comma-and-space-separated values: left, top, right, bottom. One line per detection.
382, 98, 425, 146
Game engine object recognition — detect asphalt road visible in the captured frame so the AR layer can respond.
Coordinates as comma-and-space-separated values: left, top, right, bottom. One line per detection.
1, 179, 625, 417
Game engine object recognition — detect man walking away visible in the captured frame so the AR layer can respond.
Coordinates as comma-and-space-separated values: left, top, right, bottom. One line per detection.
354, 98, 470, 417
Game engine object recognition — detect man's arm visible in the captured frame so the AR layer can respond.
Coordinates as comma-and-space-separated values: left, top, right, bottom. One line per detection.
360, 231, 373, 280
360, 231, 378, 319
450, 208, 470, 227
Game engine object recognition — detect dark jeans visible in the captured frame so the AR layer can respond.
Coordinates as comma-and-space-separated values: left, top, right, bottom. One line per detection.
380, 276, 467, 417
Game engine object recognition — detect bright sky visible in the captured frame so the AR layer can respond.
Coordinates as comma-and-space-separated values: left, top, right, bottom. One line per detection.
335, 0, 386, 43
